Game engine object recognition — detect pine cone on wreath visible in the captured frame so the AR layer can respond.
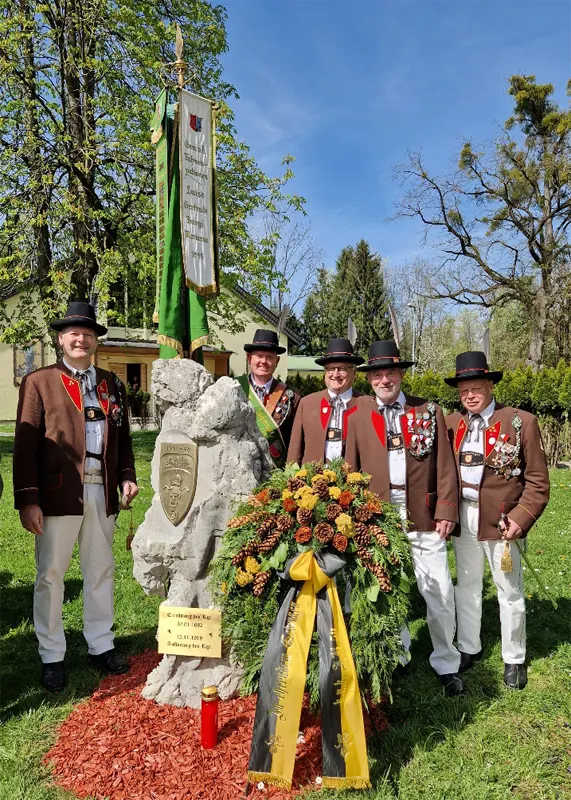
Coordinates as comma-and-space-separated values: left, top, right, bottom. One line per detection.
356, 545, 373, 565
369, 525, 390, 547
252, 570, 272, 597
325, 503, 343, 521
366, 561, 392, 592
355, 505, 374, 523
389, 554, 400, 566
257, 529, 283, 553
312, 477, 330, 501
354, 523, 372, 546
341, 461, 351, 477
256, 517, 276, 537
276, 514, 294, 532
296, 507, 313, 525
287, 478, 304, 493
231, 541, 258, 566
314, 522, 334, 543
268, 487, 281, 500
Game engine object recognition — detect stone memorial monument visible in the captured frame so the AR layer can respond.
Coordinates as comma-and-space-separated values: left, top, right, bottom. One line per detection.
132, 359, 272, 707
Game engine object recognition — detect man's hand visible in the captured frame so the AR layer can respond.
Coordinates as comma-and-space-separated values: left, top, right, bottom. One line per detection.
501, 516, 523, 540
20, 504, 44, 535
121, 481, 139, 508
435, 519, 455, 539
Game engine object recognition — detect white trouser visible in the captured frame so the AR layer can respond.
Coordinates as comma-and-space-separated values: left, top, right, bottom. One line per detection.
454, 501, 526, 664
392, 490, 460, 676
34, 482, 116, 663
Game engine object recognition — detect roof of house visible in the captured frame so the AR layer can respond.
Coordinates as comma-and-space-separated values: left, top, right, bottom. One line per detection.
287, 355, 322, 373
232, 284, 303, 346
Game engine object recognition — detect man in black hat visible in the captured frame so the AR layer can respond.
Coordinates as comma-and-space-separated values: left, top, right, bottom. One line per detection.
13, 302, 138, 692
445, 352, 550, 689
287, 338, 364, 465
237, 328, 300, 467
345, 341, 464, 696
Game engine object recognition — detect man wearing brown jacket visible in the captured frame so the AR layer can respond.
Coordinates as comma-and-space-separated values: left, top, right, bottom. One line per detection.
346, 341, 463, 695
13, 302, 138, 693
445, 351, 550, 690
287, 338, 364, 465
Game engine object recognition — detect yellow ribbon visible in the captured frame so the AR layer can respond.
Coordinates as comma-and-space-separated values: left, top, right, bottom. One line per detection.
248, 551, 370, 790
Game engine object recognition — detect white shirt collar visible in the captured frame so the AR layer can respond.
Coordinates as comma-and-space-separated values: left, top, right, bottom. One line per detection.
63, 358, 95, 379
328, 387, 353, 405
250, 374, 274, 394
377, 390, 406, 409
469, 398, 495, 424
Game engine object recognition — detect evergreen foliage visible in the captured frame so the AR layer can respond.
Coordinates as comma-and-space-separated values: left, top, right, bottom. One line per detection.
208, 460, 413, 707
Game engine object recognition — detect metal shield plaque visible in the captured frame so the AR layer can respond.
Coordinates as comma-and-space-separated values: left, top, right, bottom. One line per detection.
159, 442, 198, 526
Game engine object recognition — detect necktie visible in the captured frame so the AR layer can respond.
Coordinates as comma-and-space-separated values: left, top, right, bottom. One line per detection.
382, 401, 401, 435
467, 413, 485, 443
330, 394, 344, 428
76, 369, 93, 394
253, 383, 267, 404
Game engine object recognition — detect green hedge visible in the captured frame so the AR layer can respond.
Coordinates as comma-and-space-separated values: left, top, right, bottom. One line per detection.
288, 360, 571, 464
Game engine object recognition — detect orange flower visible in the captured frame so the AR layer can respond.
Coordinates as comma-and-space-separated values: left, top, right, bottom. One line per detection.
338, 490, 355, 509
283, 497, 298, 513
332, 533, 348, 552
295, 526, 312, 544
255, 489, 271, 505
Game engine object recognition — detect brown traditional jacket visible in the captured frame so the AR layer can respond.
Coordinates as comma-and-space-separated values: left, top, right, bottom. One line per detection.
445, 404, 550, 540
266, 378, 301, 450
13, 362, 136, 517
287, 389, 364, 466
345, 395, 458, 532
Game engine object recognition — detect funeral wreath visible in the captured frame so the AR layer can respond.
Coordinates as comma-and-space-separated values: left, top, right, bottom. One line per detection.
209, 459, 413, 707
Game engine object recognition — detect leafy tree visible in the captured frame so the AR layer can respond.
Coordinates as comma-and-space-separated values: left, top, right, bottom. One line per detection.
0, 0, 303, 347
395, 75, 571, 368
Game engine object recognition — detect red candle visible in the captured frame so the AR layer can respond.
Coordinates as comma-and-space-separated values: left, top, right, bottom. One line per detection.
201, 686, 219, 749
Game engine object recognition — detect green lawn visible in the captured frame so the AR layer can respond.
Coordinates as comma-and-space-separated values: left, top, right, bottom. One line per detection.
1, 433, 570, 800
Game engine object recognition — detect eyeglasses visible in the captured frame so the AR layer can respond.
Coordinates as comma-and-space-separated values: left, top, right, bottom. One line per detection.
325, 367, 350, 376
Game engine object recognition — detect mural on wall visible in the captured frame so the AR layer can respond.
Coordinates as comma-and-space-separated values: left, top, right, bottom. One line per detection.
13, 342, 44, 386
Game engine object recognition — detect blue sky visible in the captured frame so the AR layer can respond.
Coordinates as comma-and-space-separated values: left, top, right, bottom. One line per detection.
221, 0, 570, 271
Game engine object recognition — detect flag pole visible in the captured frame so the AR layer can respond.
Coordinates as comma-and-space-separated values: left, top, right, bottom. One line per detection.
173, 26, 191, 358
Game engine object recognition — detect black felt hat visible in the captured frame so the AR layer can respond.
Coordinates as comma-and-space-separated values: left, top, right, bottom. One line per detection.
357, 340, 414, 372
50, 301, 107, 336
444, 351, 503, 386
243, 328, 286, 354
314, 338, 364, 367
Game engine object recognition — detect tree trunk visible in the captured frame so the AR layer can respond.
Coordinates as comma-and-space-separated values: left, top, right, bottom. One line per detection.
526, 287, 547, 369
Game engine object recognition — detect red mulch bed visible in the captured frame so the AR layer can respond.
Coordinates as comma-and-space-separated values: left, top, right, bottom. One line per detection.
45, 650, 388, 800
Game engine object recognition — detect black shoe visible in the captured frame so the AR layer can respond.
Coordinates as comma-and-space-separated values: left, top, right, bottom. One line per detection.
439, 672, 466, 697
459, 649, 483, 672
41, 661, 66, 693
504, 663, 527, 690
87, 649, 130, 675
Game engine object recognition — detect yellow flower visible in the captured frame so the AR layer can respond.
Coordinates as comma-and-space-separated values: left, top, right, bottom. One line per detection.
295, 469, 308, 480
244, 556, 261, 574
282, 489, 294, 500
235, 568, 253, 587
294, 484, 313, 500
299, 493, 318, 510
311, 474, 325, 484
329, 486, 342, 499
220, 582, 228, 595
335, 513, 355, 538
322, 469, 338, 484
347, 472, 364, 485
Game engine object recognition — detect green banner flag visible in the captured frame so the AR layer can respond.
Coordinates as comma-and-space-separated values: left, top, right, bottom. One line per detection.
157, 104, 209, 361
